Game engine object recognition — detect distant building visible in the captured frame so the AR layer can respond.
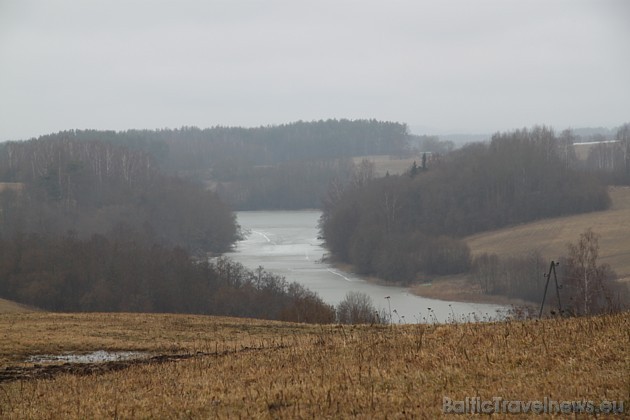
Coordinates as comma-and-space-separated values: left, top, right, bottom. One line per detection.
0, 182, 24, 194
572, 140, 620, 161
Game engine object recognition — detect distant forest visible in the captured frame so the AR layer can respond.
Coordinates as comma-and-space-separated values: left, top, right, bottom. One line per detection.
11, 119, 410, 210
0, 119, 408, 320
0, 120, 628, 316
0, 136, 238, 253
320, 126, 613, 284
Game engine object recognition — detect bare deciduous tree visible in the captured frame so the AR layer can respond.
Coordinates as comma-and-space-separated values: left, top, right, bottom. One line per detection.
336, 291, 378, 324
563, 228, 622, 315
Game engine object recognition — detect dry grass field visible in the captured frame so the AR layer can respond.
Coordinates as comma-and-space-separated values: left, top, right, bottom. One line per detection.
353, 155, 420, 177
0, 298, 37, 314
415, 187, 630, 304
0, 311, 627, 418
466, 186, 630, 282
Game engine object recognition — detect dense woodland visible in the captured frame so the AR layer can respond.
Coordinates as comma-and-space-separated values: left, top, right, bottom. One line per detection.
18, 120, 410, 210
580, 123, 630, 184
0, 137, 238, 253
321, 126, 612, 284
0, 231, 334, 322
0, 120, 407, 319
216, 158, 357, 210
1, 120, 628, 316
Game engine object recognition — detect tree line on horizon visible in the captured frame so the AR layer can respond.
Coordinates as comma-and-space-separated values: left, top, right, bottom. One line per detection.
4, 120, 626, 211
579, 123, 630, 185
320, 126, 612, 287
0, 119, 410, 320
13, 120, 410, 210
1, 120, 628, 319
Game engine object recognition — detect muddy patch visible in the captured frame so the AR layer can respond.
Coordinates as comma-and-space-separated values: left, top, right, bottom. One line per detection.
25, 350, 151, 364
0, 352, 196, 384
0, 344, 285, 383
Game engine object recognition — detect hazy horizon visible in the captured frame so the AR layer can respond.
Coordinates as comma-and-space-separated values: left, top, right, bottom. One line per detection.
1, 0, 629, 141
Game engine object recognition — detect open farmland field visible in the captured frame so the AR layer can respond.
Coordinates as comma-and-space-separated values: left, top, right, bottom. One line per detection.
0, 298, 37, 314
466, 186, 630, 281
0, 311, 627, 418
353, 155, 420, 177
413, 186, 630, 304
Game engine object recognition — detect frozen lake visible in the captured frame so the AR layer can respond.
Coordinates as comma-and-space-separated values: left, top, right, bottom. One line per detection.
228, 210, 505, 323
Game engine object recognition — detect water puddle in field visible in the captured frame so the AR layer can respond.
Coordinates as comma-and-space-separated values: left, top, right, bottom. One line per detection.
25, 350, 151, 364
2, 352, 198, 383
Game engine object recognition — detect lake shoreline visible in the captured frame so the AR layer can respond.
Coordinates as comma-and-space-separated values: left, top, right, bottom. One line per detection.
409, 275, 535, 307
233, 210, 505, 321
328, 259, 531, 307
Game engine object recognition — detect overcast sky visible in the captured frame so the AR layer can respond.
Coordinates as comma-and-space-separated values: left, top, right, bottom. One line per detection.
1, 0, 628, 141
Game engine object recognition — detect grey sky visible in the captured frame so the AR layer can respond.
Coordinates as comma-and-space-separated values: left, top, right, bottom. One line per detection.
1, 0, 629, 141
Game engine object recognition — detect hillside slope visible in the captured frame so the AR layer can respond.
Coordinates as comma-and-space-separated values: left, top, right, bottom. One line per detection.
0, 298, 38, 314
0, 312, 627, 417
466, 186, 630, 281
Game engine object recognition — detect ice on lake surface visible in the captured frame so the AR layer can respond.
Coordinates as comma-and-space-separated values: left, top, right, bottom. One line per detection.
229, 210, 506, 323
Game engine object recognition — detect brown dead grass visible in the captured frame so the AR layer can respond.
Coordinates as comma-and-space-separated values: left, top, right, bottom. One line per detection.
412, 186, 630, 304
353, 155, 419, 177
0, 311, 627, 418
466, 186, 630, 281
0, 298, 38, 314
410, 276, 532, 306
0, 312, 316, 367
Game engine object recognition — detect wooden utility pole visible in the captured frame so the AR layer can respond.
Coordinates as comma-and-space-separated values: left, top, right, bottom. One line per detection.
539, 261, 563, 318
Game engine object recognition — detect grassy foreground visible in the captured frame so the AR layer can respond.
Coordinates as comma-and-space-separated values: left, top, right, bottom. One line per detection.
0, 312, 627, 418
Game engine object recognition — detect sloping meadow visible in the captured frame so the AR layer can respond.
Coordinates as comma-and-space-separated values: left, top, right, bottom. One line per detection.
0, 311, 627, 418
